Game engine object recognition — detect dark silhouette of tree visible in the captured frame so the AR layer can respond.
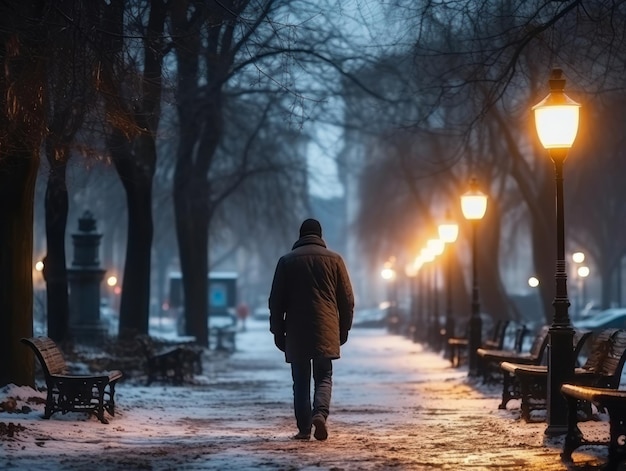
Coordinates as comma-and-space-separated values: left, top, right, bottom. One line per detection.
568, 92, 626, 308
367, 0, 626, 321
43, 1, 96, 344
96, 0, 170, 339
0, 2, 49, 387
169, 0, 382, 346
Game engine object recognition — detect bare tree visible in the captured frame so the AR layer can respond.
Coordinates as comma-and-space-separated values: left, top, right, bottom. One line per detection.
96, 0, 170, 339
43, 0, 97, 344
0, 2, 50, 387
169, 0, 383, 346
363, 0, 626, 321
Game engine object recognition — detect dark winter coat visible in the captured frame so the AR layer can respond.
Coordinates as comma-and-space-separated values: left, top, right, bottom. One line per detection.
268, 235, 354, 363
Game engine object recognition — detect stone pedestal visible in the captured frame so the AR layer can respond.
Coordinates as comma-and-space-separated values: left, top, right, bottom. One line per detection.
67, 211, 108, 344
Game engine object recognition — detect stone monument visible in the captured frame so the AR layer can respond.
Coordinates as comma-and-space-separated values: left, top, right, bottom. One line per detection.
67, 210, 108, 344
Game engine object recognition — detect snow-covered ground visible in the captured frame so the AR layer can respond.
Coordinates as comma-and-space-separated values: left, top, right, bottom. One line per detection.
0, 319, 616, 470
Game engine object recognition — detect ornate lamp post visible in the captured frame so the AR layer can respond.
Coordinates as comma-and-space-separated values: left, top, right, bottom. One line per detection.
461, 178, 488, 377
532, 68, 581, 435
438, 215, 459, 354
405, 261, 419, 341
572, 252, 585, 316
577, 265, 590, 317
410, 257, 424, 342
420, 246, 436, 344
427, 238, 445, 350
381, 259, 398, 333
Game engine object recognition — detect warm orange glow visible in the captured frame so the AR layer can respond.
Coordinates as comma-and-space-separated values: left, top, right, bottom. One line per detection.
461, 180, 488, 220
405, 263, 417, 278
438, 221, 459, 244
427, 238, 445, 256
420, 247, 435, 263
413, 256, 424, 272
381, 267, 395, 280
532, 69, 581, 150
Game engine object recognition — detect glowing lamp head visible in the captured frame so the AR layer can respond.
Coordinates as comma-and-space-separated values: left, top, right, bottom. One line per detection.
461, 178, 488, 220
577, 266, 590, 278
427, 238, 445, 256
438, 215, 459, 244
420, 247, 435, 263
532, 68, 581, 150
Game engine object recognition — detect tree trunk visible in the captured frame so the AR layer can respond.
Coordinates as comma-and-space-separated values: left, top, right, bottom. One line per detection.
174, 174, 210, 346
531, 214, 556, 323
44, 141, 70, 343
479, 201, 519, 321
0, 2, 47, 387
0, 148, 38, 387
109, 130, 155, 340
116, 183, 153, 339
600, 263, 613, 310
99, 0, 166, 340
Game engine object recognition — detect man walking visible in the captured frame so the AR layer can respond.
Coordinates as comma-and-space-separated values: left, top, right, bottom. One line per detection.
269, 218, 354, 441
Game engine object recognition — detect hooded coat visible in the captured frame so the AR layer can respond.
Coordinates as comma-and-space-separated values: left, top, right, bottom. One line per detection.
268, 234, 354, 363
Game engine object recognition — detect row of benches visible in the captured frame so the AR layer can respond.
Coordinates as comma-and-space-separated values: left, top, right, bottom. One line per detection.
453, 323, 626, 470
19, 330, 237, 424
447, 319, 527, 369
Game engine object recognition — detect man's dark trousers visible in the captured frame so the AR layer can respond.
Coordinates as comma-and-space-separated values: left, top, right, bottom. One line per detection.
291, 358, 332, 434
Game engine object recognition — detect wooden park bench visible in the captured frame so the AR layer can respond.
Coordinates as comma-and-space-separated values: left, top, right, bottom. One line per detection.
561, 384, 626, 470
137, 335, 203, 385
499, 328, 626, 422
21, 336, 122, 424
477, 324, 548, 384
447, 319, 510, 368
212, 325, 237, 352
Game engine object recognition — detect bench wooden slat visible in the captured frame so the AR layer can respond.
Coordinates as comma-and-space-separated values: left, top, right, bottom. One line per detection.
561, 383, 626, 469
21, 336, 122, 424
447, 319, 510, 368
137, 335, 203, 385
477, 325, 549, 383
498, 329, 622, 422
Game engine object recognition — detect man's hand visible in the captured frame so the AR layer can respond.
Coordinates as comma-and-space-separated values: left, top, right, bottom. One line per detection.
340, 331, 349, 345
274, 334, 286, 352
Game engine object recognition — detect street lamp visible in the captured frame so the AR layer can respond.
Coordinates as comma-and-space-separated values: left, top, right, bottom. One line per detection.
405, 261, 419, 341
381, 259, 399, 333
427, 238, 445, 350
578, 265, 590, 315
439, 215, 459, 356
461, 178, 488, 377
532, 68, 581, 436
572, 252, 586, 316
572, 252, 585, 264
420, 247, 436, 344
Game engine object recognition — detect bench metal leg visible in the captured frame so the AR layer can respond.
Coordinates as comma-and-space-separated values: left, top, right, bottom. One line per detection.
561, 395, 583, 462
606, 403, 626, 470
499, 372, 517, 410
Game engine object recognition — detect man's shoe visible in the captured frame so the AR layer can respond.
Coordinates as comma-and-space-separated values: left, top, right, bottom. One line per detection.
312, 415, 328, 441
292, 431, 310, 440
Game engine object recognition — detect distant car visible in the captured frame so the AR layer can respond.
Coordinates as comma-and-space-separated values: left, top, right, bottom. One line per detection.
353, 308, 386, 328
176, 309, 237, 335
577, 301, 601, 320
573, 308, 626, 332
252, 307, 269, 321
